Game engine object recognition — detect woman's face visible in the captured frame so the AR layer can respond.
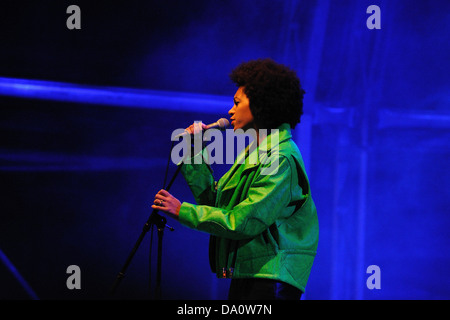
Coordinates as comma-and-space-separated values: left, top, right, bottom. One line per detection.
228, 87, 255, 131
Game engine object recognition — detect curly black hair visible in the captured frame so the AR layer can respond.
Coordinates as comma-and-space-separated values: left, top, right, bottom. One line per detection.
229, 58, 305, 129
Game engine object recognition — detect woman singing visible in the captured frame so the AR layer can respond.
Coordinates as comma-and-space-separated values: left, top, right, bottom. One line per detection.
152, 58, 319, 300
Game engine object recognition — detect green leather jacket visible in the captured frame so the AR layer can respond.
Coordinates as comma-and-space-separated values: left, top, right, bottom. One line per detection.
179, 123, 319, 292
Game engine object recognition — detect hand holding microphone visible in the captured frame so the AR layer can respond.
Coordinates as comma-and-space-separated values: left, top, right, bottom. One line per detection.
185, 121, 208, 136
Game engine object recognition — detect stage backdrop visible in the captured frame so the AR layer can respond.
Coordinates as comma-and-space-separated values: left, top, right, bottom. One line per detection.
0, 0, 449, 300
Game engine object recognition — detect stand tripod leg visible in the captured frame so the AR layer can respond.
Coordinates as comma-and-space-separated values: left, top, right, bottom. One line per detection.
110, 163, 183, 297
155, 227, 164, 300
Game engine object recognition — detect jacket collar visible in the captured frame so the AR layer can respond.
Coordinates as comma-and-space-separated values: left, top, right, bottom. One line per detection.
237, 123, 292, 168
258, 123, 292, 154
218, 123, 292, 192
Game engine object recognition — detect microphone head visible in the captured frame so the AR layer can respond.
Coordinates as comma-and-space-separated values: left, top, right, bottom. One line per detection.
216, 118, 230, 130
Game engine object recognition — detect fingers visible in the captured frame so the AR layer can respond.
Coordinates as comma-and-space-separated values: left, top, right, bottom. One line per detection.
151, 189, 181, 220
186, 124, 194, 134
157, 189, 170, 197
153, 190, 166, 204
193, 121, 202, 135
153, 199, 164, 208
152, 198, 165, 211
152, 189, 172, 206
160, 189, 170, 196
186, 121, 207, 135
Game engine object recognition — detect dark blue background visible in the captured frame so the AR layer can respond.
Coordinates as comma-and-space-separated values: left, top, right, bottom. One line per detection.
0, 0, 448, 300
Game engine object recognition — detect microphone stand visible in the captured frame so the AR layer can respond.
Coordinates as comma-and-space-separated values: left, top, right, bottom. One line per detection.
110, 163, 183, 298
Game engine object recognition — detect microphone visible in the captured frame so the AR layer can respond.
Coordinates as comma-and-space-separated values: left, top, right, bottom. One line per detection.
174, 118, 230, 138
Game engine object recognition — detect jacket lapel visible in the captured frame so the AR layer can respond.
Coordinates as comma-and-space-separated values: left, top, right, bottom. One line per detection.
217, 124, 293, 193
218, 142, 259, 193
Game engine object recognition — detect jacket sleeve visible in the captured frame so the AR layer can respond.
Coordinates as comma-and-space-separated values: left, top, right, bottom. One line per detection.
179, 149, 217, 207
178, 155, 294, 240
